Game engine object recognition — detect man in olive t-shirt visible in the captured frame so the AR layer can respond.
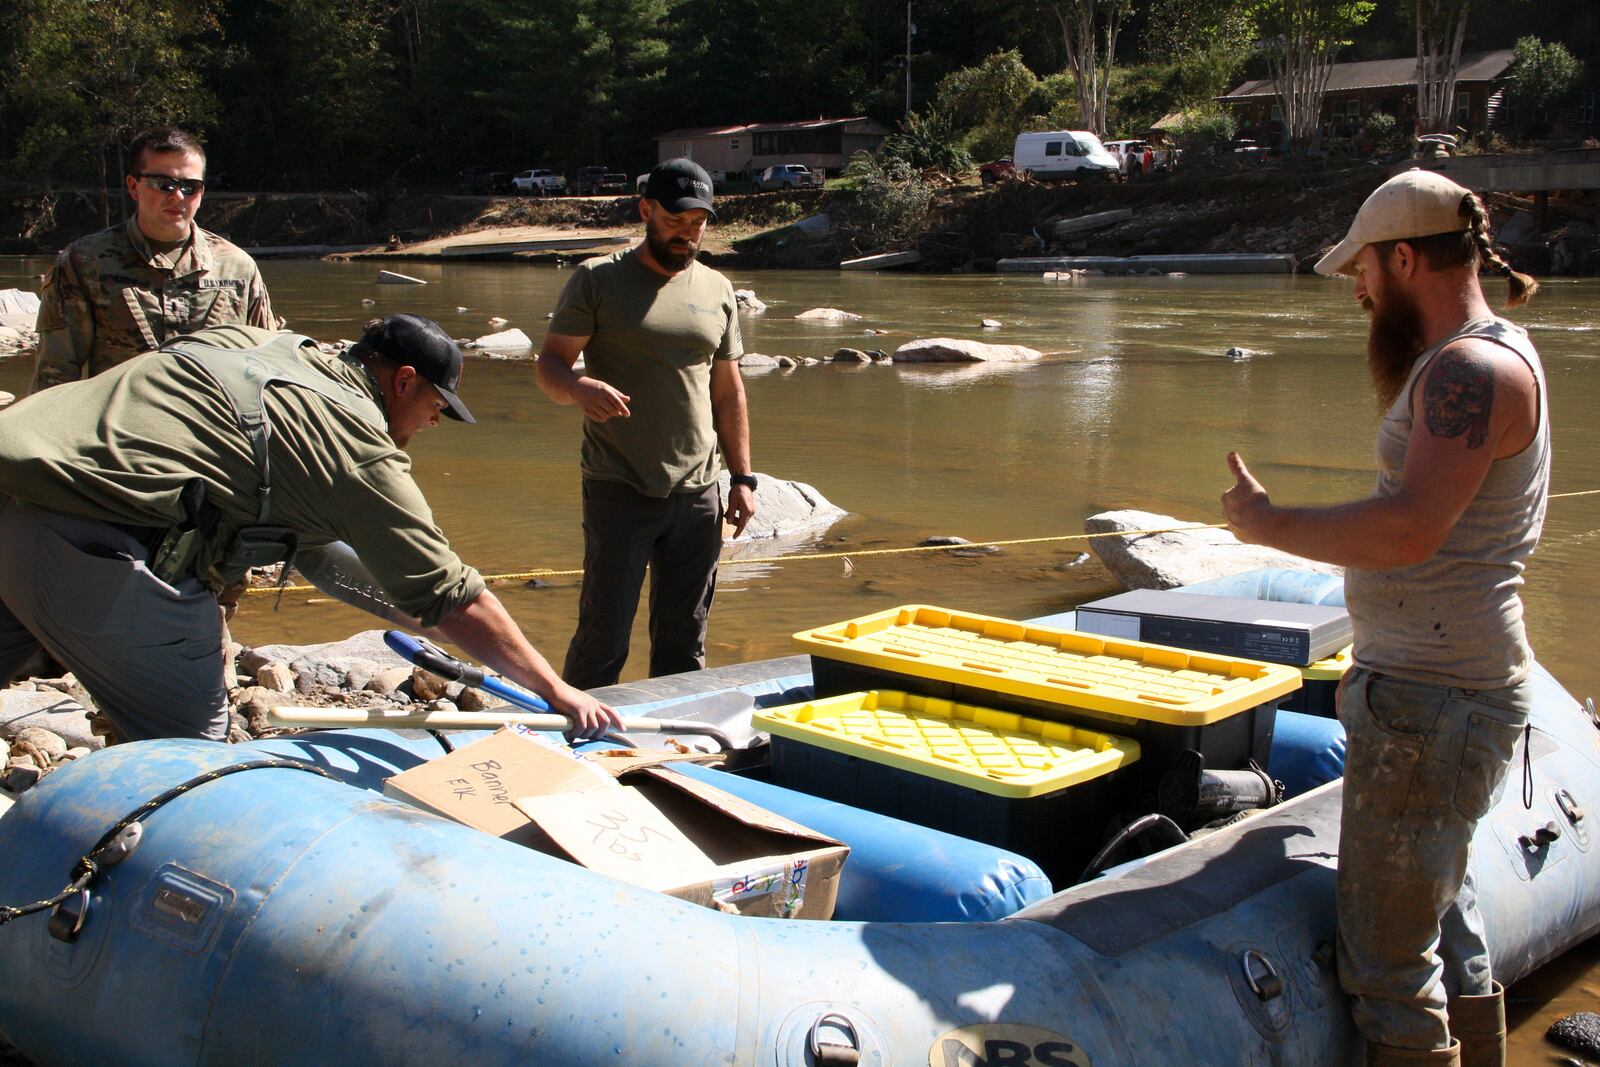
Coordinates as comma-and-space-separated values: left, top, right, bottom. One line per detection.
536, 158, 755, 689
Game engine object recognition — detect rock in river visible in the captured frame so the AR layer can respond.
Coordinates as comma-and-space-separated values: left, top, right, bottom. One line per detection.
470, 328, 533, 351
796, 308, 862, 322
718, 472, 845, 545
892, 338, 1042, 363
1084, 509, 1341, 590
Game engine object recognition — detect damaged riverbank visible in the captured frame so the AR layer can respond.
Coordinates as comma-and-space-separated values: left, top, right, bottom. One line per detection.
4, 164, 1594, 275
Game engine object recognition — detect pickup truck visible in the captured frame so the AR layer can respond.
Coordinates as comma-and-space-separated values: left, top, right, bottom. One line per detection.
512, 169, 567, 196
756, 164, 823, 191
571, 165, 612, 196
512, 168, 569, 195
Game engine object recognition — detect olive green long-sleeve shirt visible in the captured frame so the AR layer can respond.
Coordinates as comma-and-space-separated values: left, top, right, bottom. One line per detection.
31, 217, 278, 392
0, 325, 482, 628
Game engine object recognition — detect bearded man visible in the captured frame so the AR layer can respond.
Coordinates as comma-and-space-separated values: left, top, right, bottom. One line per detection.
1222, 169, 1547, 1067
535, 158, 755, 689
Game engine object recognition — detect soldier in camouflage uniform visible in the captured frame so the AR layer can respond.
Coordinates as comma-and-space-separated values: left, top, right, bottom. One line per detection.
31, 126, 277, 393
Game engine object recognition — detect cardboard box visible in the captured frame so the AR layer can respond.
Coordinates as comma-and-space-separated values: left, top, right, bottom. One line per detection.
384, 729, 847, 919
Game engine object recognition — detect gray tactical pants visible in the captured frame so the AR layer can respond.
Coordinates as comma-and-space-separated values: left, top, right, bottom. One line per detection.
0, 498, 230, 741
1336, 666, 1530, 1051
562, 479, 722, 691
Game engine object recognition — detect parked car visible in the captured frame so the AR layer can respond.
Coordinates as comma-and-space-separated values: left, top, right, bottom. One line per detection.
456, 166, 512, 194
756, 164, 823, 191
570, 165, 611, 196
1011, 131, 1119, 182
594, 172, 629, 195
511, 169, 567, 196
636, 168, 734, 196
1103, 139, 1149, 177
978, 157, 1015, 185
1229, 139, 1270, 162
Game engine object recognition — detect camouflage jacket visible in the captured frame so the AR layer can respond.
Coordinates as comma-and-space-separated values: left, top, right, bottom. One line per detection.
31, 217, 279, 392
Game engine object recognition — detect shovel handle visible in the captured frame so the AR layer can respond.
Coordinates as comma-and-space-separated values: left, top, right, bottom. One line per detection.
266, 707, 730, 749
268, 707, 577, 731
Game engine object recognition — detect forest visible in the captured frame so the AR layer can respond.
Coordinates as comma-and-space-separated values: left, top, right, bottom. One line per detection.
0, 0, 1593, 191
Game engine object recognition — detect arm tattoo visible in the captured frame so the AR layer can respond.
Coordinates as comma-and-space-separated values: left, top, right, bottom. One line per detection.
1423, 350, 1495, 449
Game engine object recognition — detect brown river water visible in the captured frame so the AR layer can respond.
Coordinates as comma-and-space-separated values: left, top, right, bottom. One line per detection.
0, 256, 1596, 1060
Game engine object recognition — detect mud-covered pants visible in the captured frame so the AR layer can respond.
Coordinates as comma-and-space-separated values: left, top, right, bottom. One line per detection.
1336, 666, 1530, 1051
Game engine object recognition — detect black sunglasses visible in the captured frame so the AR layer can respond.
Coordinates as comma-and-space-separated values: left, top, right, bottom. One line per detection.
135, 173, 206, 198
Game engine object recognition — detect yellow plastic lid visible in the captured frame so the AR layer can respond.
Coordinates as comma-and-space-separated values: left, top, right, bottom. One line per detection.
794, 605, 1302, 726
754, 689, 1140, 798
1302, 644, 1353, 682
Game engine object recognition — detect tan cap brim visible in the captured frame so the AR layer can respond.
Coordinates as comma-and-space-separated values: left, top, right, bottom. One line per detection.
1314, 235, 1364, 277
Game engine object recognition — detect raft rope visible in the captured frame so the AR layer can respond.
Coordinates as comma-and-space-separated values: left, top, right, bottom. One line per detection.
0, 759, 339, 930
241, 489, 1600, 598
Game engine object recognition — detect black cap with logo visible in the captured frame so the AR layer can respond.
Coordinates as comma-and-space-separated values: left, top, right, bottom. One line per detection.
643, 158, 716, 218
354, 314, 475, 423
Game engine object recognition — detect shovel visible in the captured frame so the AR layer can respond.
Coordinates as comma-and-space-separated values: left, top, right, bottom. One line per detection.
373, 631, 766, 757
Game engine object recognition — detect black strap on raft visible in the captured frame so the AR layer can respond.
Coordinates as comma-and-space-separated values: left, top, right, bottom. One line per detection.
1522, 721, 1534, 811
0, 759, 339, 930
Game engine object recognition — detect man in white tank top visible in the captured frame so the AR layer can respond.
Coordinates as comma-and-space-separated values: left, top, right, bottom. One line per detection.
1221, 169, 1548, 1067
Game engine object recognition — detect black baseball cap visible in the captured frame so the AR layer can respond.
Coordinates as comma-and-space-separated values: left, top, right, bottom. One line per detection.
644, 158, 716, 218
354, 314, 475, 423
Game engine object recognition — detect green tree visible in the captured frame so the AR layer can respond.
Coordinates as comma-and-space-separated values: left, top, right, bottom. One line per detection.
1047, 0, 1133, 137
4, 0, 223, 213
930, 50, 1041, 160
885, 105, 974, 171
1411, 0, 1472, 134
1251, 0, 1375, 156
838, 150, 935, 247
1507, 36, 1584, 136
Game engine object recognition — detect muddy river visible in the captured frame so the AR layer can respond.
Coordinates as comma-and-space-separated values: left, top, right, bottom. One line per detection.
0, 256, 1596, 1060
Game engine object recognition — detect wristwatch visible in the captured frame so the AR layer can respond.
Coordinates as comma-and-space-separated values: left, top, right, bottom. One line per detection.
730, 473, 758, 491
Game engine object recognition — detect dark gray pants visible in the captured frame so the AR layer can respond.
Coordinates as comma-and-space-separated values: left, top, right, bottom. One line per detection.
0, 498, 229, 741
562, 479, 721, 690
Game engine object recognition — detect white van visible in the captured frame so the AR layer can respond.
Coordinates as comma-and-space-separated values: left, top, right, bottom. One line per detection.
1012, 130, 1119, 181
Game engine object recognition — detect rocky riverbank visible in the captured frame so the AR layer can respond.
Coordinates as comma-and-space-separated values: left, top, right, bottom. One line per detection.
5, 164, 1592, 274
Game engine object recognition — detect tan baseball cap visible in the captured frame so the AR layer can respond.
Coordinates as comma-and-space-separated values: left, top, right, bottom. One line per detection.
1314, 169, 1472, 277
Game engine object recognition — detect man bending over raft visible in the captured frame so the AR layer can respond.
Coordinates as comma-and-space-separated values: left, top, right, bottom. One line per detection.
1222, 169, 1548, 1067
0, 316, 620, 743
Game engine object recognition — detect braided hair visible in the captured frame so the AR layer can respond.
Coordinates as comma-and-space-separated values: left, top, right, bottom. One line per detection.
1461, 192, 1539, 308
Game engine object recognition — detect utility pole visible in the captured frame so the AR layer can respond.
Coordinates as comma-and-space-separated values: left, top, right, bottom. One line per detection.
904, 1, 913, 120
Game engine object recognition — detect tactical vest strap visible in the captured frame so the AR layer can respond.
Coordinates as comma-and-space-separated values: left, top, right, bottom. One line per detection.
166, 332, 386, 526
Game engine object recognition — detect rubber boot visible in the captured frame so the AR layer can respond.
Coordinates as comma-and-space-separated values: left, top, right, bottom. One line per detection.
1448, 982, 1506, 1067
1366, 1039, 1462, 1066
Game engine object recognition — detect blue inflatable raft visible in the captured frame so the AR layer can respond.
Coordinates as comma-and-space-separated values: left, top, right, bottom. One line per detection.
0, 576, 1591, 1065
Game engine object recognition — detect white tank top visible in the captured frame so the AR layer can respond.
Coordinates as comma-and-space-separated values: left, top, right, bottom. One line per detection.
1346, 316, 1551, 689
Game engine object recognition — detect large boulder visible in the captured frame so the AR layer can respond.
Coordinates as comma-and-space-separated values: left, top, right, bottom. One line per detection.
0, 288, 39, 329
245, 630, 411, 691
0, 288, 41, 352
734, 289, 768, 313
795, 308, 861, 322
1084, 509, 1341, 590
0, 689, 100, 751
718, 472, 845, 548
737, 352, 780, 371
469, 327, 533, 350
892, 338, 1042, 363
